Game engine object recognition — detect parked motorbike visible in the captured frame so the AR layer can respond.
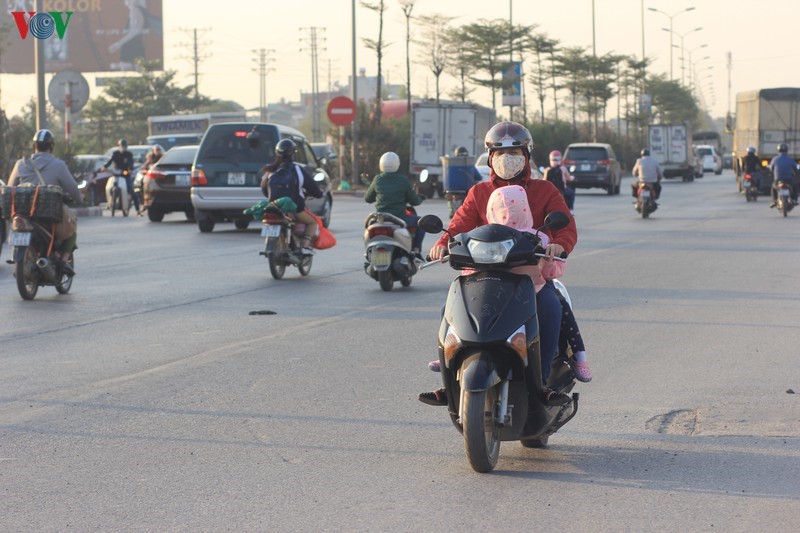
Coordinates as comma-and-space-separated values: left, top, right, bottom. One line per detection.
259, 207, 312, 279
363, 209, 419, 291
774, 181, 794, 217
742, 172, 759, 202
634, 181, 657, 218
8, 211, 75, 301
417, 211, 579, 473
106, 170, 131, 217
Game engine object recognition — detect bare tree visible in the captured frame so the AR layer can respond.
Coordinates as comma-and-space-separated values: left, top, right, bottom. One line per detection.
527, 33, 558, 122
416, 13, 454, 105
362, 0, 389, 125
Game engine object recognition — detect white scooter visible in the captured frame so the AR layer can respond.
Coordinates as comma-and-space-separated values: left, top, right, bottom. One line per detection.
105, 170, 132, 217
363, 209, 419, 291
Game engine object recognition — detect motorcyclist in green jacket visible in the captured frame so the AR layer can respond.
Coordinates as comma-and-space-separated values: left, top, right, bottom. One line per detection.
364, 152, 425, 256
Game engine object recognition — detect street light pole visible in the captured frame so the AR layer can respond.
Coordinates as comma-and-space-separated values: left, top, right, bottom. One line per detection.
648, 6, 695, 81
665, 26, 702, 86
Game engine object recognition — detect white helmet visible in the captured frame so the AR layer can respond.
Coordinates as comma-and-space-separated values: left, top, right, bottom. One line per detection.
379, 151, 400, 173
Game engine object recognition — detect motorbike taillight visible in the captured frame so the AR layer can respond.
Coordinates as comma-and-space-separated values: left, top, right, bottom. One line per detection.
744, 173, 752, 180
369, 226, 394, 238
262, 213, 285, 224
11, 216, 33, 232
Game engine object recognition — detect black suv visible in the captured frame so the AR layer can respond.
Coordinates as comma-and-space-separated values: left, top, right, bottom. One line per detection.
190, 123, 333, 233
563, 143, 622, 195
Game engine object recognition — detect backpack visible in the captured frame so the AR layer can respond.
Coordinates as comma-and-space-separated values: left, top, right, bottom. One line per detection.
268, 164, 303, 207
544, 166, 565, 192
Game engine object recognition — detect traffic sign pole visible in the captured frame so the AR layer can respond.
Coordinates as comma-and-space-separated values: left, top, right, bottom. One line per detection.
64, 82, 71, 144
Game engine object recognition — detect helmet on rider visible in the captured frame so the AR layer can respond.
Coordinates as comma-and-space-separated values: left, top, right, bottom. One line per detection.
778, 143, 789, 153
747, 146, 756, 154
379, 151, 401, 173
275, 138, 297, 160
484, 121, 533, 181
641, 148, 650, 157
32, 129, 54, 152
454, 146, 469, 157
549, 150, 562, 165
118, 138, 128, 149
152, 144, 165, 155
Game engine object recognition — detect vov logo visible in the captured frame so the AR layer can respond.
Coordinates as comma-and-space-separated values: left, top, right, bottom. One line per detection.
11, 11, 73, 40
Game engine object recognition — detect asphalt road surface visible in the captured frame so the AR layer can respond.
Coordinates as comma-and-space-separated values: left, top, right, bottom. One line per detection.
1, 170, 798, 531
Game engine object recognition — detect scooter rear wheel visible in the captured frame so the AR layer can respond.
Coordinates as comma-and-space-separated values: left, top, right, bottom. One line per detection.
378, 270, 393, 291
463, 388, 501, 473
298, 255, 312, 276
14, 246, 38, 301
268, 235, 287, 280
55, 255, 75, 294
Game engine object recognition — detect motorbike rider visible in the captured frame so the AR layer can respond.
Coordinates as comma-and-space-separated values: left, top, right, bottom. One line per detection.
769, 143, 799, 207
101, 138, 142, 216
142, 144, 165, 172
742, 146, 762, 190
364, 151, 426, 258
260, 138, 324, 255
428, 121, 578, 406
543, 150, 576, 212
631, 148, 663, 202
7, 129, 83, 265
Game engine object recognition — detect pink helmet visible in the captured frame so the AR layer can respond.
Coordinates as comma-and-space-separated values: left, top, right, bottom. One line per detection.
549, 150, 562, 163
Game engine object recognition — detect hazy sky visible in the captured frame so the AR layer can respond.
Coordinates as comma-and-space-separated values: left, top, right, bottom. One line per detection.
3, 0, 799, 124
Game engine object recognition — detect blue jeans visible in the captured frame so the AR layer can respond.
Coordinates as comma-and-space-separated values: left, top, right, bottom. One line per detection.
402, 213, 424, 251
124, 174, 141, 211
563, 187, 575, 210
536, 282, 562, 384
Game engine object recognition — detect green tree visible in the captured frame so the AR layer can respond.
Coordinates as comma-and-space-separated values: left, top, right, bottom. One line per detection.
450, 19, 533, 111
647, 74, 700, 127
527, 33, 559, 122
81, 59, 201, 147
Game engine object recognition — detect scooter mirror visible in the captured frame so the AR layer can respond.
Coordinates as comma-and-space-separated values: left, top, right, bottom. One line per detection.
418, 214, 443, 234
419, 169, 429, 183
541, 211, 571, 231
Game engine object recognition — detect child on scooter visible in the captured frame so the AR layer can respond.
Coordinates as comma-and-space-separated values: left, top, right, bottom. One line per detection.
418, 185, 591, 406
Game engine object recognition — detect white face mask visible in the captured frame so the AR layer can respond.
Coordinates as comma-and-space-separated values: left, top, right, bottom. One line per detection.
493, 154, 526, 180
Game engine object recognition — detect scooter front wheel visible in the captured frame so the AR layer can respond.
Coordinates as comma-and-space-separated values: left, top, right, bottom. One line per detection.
55, 255, 75, 294
463, 387, 501, 473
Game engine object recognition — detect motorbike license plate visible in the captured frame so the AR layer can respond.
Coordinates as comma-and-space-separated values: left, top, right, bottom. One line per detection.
372, 250, 392, 267
175, 174, 190, 187
10, 231, 31, 246
779, 188, 790, 197
743, 180, 751, 188
228, 172, 246, 185
641, 189, 651, 198
261, 224, 281, 237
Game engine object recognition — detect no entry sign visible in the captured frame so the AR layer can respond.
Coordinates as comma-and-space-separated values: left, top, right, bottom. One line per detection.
327, 96, 357, 126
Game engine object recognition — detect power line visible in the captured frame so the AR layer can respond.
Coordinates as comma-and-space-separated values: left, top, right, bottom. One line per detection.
300, 27, 327, 141
177, 27, 212, 108
252, 49, 275, 122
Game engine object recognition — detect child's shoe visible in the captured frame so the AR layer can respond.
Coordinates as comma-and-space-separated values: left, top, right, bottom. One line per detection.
572, 360, 592, 382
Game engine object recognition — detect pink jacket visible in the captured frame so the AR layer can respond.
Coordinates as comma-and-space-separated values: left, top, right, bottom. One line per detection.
465, 185, 565, 292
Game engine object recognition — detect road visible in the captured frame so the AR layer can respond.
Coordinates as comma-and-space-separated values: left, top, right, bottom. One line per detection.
1, 170, 798, 531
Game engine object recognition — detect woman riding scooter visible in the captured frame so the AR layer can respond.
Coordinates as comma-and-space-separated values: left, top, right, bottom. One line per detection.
364, 152, 425, 258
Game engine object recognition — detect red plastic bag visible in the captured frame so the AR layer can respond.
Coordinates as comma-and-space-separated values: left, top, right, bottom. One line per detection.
308, 211, 336, 250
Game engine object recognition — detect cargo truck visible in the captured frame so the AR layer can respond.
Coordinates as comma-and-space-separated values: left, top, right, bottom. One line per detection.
146, 111, 246, 151
732, 88, 800, 191
410, 102, 495, 197
648, 123, 703, 182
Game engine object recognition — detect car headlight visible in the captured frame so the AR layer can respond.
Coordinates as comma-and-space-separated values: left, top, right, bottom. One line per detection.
467, 238, 514, 264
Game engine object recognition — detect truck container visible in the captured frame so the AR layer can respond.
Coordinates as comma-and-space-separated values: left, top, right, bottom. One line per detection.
733, 88, 800, 189
648, 123, 701, 181
410, 102, 495, 196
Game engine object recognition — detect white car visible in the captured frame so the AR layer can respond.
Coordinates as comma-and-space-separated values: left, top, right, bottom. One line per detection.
696, 145, 723, 175
475, 151, 543, 182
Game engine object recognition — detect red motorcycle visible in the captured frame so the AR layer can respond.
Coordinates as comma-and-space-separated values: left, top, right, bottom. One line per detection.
742, 173, 758, 202
634, 182, 657, 219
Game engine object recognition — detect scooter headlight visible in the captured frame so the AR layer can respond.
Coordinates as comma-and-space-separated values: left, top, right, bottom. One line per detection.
467, 238, 514, 264
443, 325, 462, 364
506, 325, 528, 364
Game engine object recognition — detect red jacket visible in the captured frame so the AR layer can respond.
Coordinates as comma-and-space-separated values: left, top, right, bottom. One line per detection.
435, 175, 577, 253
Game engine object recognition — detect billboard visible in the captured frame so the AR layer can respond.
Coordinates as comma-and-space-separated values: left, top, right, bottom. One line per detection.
502, 61, 522, 107
2, 0, 163, 74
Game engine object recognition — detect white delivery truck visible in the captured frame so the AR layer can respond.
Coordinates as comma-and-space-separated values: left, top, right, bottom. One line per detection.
146, 111, 246, 151
648, 123, 702, 182
410, 102, 496, 197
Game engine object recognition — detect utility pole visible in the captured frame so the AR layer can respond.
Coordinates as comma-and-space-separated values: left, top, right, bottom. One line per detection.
301, 27, 326, 142
178, 27, 211, 110
252, 49, 275, 122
